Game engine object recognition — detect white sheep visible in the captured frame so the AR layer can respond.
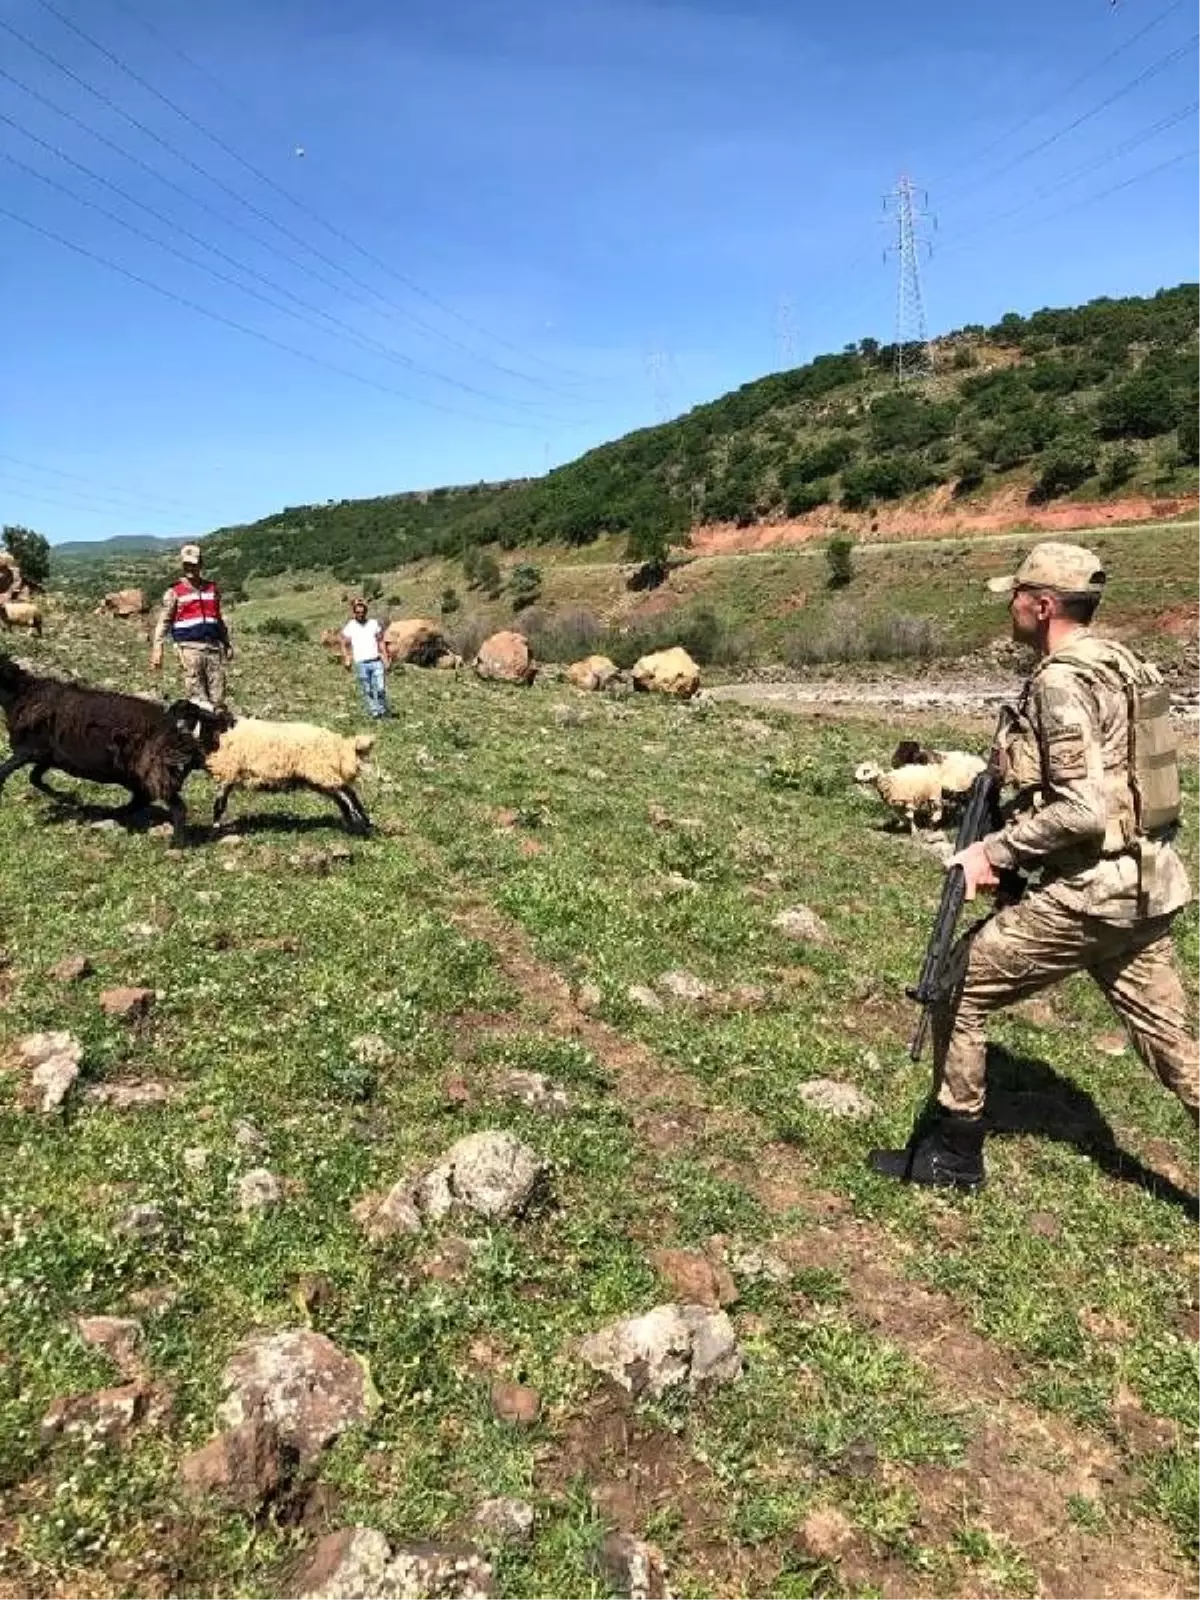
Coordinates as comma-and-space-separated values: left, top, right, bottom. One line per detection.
173, 702, 375, 833
855, 760, 944, 832
0, 601, 43, 636
934, 749, 987, 798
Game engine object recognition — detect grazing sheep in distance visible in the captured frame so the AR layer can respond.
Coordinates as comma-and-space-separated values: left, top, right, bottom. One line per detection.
173, 702, 375, 834
0, 601, 43, 636
0, 658, 204, 841
888, 742, 987, 799
855, 760, 945, 831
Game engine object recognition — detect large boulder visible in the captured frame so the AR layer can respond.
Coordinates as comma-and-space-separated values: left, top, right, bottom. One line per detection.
100, 588, 148, 617
216, 1330, 379, 1464
384, 618, 451, 666
631, 646, 700, 699
474, 631, 536, 685
566, 655, 618, 692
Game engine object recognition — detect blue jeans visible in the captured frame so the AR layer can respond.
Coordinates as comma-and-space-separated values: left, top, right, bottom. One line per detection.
354, 658, 388, 718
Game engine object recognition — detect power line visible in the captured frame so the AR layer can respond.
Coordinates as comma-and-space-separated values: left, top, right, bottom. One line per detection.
941, 99, 1199, 250
944, 32, 1197, 203
27, 0, 608, 397
0, 119, 582, 423
102, 0, 617, 392
0, 452, 196, 513
938, 146, 1197, 262
0, 201, 569, 431
931, 0, 1189, 197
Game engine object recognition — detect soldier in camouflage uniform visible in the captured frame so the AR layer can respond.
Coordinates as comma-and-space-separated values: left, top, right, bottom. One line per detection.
871, 542, 1197, 1191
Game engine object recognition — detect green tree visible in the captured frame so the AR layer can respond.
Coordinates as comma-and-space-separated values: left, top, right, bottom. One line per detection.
1030, 439, 1096, 501
3, 524, 50, 588
440, 586, 461, 615
508, 563, 542, 611
826, 536, 854, 589
1097, 372, 1178, 438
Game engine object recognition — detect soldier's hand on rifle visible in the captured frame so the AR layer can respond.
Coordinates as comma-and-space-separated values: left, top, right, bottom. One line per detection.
948, 840, 1000, 902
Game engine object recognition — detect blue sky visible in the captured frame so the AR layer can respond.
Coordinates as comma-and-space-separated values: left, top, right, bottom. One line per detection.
1, 0, 1196, 542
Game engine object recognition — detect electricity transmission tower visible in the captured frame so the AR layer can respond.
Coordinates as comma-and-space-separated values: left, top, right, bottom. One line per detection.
883, 174, 935, 384
774, 295, 796, 369
644, 347, 673, 423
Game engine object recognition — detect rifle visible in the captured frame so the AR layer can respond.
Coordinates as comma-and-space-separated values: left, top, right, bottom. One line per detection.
906, 755, 1020, 1061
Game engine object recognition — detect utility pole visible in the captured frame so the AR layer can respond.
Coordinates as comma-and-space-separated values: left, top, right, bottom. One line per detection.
883, 174, 935, 384
774, 295, 796, 369
644, 347, 672, 423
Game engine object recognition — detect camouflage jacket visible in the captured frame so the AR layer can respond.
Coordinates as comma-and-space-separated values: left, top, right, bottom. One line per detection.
981, 630, 1191, 923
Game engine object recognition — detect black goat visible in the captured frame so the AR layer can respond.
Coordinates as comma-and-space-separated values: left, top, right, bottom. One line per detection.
0, 657, 206, 842
891, 739, 939, 768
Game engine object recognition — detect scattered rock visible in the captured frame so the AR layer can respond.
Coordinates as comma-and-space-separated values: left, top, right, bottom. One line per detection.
730, 1244, 791, 1284
119, 1202, 165, 1240
654, 970, 713, 1005
238, 1168, 283, 1214
490, 1381, 541, 1426
772, 906, 832, 946
577, 1303, 742, 1397
626, 984, 664, 1013
234, 1119, 267, 1151
50, 953, 93, 983
217, 1330, 379, 1465
631, 646, 700, 700
85, 1079, 175, 1110
178, 1410, 289, 1514
290, 1529, 392, 1599
100, 986, 156, 1022
288, 1528, 493, 1600
383, 617, 451, 667
472, 1496, 535, 1544
183, 1146, 210, 1172
798, 1505, 855, 1562
595, 1532, 670, 1600
574, 981, 603, 1014
99, 587, 149, 618
649, 1248, 736, 1309
77, 1315, 143, 1379
474, 630, 536, 686
1028, 1211, 1062, 1240
90, 818, 121, 832
411, 1131, 545, 1223
353, 1183, 422, 1241
125, 921, 159, 939
41, 1383, 148, 1445
16, 1030, 83, 1112
498, 1070, 571, 1115
566, 655, 619, 693
796, 1078, 877, 1121
350, 1034, 392, 1066
442, 1071, 473, 1107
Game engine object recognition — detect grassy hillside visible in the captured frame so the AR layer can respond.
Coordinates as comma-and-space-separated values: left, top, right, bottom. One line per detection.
55, 281, 1194, 599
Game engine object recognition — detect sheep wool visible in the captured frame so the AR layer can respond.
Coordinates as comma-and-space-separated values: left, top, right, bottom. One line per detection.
856, 760, 944, 828
203, 719, 374, 791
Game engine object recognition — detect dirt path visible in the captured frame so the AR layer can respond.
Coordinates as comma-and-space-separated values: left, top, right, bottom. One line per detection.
439, 883, 1193, 1600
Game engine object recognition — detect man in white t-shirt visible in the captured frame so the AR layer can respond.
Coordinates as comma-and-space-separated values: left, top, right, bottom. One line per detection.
340, 599, 390, 719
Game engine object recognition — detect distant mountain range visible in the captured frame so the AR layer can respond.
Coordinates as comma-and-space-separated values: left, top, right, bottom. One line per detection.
53, 533, 178, 560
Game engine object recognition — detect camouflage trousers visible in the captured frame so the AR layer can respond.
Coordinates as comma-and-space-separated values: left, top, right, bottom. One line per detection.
177, 645, 227, 709
934, 888, 1198, 1120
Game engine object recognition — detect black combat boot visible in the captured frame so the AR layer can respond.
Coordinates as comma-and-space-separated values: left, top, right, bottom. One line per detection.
869, 1110, 986, 1191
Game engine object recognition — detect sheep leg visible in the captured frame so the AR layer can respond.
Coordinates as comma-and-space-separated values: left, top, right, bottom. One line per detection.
114, 786, 153, 816
322, 785, 368, 834
211, 782, 235, 827
339, 784, 372, 834
167, 795, 189, 846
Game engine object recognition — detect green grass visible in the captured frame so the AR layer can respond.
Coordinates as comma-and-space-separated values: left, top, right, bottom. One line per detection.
0, 617, 1195, 1597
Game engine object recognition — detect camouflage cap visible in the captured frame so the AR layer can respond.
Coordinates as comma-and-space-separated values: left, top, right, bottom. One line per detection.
987, 541, 1106, 598
179, 543, 203, 565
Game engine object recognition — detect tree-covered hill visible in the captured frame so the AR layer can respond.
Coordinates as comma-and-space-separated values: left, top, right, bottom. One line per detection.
55, 283, 1198, 597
